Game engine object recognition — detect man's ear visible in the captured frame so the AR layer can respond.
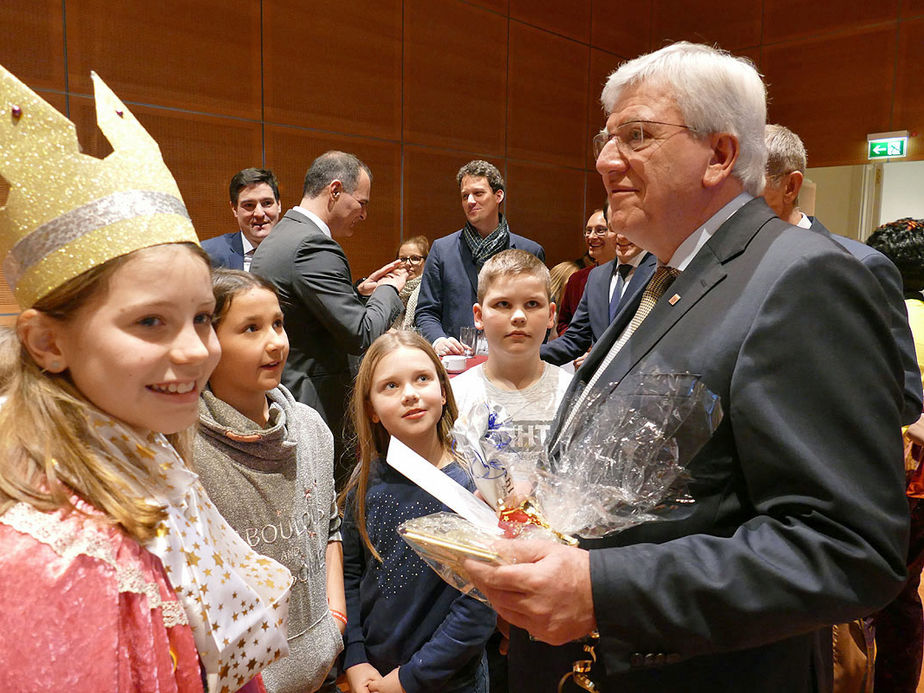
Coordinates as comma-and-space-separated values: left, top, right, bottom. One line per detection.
547, 301, 557, 331
229, 199, 239, 217
473, 303, 484, 330
703, 133, 739, 188
329, 179, 343, 201
495, 188, 505, 206
784, 170, 804, 205
17, 309, 68, 373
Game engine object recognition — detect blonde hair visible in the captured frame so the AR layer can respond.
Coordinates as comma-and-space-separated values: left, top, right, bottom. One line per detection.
0, 243, 207, 542
477, 248, 551, 303
339, 331, 458, 561
549, 261, 580, 308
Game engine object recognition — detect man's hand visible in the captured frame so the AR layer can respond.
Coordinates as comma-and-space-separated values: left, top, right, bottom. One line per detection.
464, 540, 596, 646
573, 350, 589, 369
434, 336, 467, 356
346, 663, 382, 693
357, 260, 407, 296
907, 412, 924, 447
367, 667, 406, 693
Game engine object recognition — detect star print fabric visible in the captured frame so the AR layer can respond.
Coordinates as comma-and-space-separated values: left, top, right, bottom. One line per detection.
90, 413, 293, 693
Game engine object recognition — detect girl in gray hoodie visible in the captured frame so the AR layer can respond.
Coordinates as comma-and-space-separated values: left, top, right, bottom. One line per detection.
195, 270, 344, 693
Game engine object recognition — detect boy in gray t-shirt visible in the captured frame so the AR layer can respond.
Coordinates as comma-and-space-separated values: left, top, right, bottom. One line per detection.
451, 249, 572, 456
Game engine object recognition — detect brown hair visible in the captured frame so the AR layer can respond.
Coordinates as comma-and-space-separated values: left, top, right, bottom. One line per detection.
476, 248, 552, 303
396, 235, 430, 259
0, 243, 210, 542
211, 268, 279, 328
339, 331, 458, 561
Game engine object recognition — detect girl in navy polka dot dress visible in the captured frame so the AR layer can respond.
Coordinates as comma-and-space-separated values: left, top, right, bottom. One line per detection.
340, 331, 496, 693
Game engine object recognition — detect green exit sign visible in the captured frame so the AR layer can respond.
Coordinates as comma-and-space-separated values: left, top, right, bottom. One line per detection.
868, 136, 907, 160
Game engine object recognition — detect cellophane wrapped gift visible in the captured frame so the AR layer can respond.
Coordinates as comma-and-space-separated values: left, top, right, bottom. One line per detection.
399, 371, 723, 603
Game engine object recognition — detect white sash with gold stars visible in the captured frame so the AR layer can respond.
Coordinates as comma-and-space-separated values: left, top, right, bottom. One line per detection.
91, 415, 293, 693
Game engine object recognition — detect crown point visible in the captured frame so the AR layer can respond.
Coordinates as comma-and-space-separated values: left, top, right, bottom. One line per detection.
11, 105, 22, 119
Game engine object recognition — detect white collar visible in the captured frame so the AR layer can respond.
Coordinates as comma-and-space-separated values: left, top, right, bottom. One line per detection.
797, 212, 812, 229
293, 206, 332, 239
240, 232, 256, 255
667, 192, 753, 270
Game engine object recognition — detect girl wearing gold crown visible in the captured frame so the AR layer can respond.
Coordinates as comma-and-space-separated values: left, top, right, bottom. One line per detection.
0, 67, 292, 692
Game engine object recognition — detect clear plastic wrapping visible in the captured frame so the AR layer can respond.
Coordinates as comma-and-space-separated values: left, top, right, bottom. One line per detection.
399, 370, 723, 602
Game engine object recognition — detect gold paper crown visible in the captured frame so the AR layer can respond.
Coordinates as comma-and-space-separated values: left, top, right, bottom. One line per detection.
0, 65, 198, 309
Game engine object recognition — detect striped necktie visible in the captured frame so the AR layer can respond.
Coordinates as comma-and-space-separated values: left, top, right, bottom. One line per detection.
561, 265, 680, 438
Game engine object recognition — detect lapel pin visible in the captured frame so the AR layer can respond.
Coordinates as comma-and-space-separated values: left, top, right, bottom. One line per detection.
668, 294, 681, 305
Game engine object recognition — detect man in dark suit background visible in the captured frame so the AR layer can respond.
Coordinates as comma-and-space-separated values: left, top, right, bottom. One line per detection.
251, 151, 406, 486
467, 42, 909, 692
541, 204, 657, 368
202, 167, 281, 270
762, 123, 922, 423
415, 160, 545, 356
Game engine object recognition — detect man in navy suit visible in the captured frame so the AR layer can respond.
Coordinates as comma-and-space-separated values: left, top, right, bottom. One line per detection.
415, 160, 545, 356
201, 167, 281, 270
541, 206, 657, 367
467, 42, 909, 692
762, 123, 921, 424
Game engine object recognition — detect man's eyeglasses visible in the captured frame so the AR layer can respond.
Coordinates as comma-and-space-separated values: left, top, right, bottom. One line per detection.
584, 225, 608, 238
592, 120, 695, 158
398, 254, 426, 265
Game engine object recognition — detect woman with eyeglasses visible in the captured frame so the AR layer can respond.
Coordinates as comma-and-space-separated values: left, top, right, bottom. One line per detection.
393, 235, 430, 330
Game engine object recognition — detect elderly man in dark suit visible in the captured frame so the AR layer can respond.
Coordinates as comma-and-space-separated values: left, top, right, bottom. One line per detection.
202, 167, 281, 270
415, 160, 545, 356
251, 151, 406, 486
467, 42, 909, 693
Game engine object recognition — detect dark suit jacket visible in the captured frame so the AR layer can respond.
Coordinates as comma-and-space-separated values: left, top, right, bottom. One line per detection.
809, 216, 923, 425
541, 253, 657, 366
250, 210, 403, 481
414, 229, 545, 343
528, 198, 909, 692
201, 231, 244, 270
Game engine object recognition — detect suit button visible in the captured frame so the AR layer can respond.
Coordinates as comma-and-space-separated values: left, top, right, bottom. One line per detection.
644, 653, 658, 667
630, 653, 644, 667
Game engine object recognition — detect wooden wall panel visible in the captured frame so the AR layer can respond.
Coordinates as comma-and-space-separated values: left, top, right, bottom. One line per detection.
508, 22, 589, 169
66, 1, 261, 119
263, 0, 402, 140
510, 0, 591, 43
903, 0, 924, 16
651, 0, 762, 51
69, 97, 264, 242
0, 2, 66, 91
505, 161, 586, 265
588, 49, 620, 167
404, 0, 507, 156
465, 0, 509, 14
893, 17, 924, 160
591, 1, 650, 58
763, 26, 896, 167
763, 0, 900, 44
264, 126, 401, 279
402, 146, 490, 242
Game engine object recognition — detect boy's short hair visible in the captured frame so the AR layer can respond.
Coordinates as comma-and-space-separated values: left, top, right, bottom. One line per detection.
477, 249, 551, 303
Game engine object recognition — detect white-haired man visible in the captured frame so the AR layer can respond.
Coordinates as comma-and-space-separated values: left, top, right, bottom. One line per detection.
466, 42, 909, 692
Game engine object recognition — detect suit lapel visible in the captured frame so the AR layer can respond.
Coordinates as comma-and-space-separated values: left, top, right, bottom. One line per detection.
550, 198, 776, 448
588, 261, 613, 337
457, 233, 480, 293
